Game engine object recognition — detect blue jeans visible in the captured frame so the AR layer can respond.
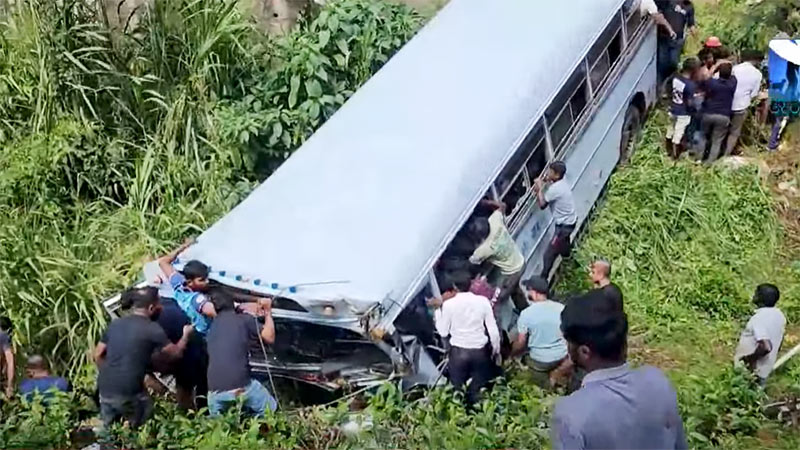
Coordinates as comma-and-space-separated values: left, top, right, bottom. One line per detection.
208, 379, 277, 417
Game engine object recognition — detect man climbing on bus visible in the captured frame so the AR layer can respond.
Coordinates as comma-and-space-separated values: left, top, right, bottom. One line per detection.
468, 199, 525, 307
157, 238, 216, 335
534, 161, 577, 281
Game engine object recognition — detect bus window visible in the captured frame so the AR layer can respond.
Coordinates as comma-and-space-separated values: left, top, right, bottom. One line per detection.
495, 120, 545, 198
588, 14, 623, 92
503, 123, 547, 222
625, 5, 643, 40
546, 65, 587, 151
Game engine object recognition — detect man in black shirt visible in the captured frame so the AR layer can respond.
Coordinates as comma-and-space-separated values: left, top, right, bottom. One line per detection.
94, 287, 191, 428
206, 290, 277, 417
589, 259, 624, 312
153, 297, 208, 410
656, 1, 696, 85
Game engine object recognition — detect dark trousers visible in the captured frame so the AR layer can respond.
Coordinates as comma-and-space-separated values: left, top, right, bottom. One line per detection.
725, 110, 747, 155
541, 223, 576, 280
657, 37, 684, 86
701, 113, 731, 164
99, 392, 152, 429
448, 345, 494, 406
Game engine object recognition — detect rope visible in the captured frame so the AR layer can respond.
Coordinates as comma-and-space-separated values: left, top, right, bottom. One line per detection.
253, 314, 282, 410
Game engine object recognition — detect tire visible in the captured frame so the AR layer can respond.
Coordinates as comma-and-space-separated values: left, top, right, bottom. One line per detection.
619, 104, 642, 165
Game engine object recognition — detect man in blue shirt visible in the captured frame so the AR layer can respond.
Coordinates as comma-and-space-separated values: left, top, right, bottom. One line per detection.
511, 277, 569, 388
666, 57, 701, 159
551, 302, 687, 449
157, 239, 216, 335
19, 355, 69, 402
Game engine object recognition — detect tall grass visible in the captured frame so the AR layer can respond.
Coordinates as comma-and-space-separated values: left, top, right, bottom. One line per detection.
0, 0, 422, 374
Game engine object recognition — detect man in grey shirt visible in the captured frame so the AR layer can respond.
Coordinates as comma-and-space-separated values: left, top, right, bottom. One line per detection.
551, 301, 687, 449
534, 161, 577, 280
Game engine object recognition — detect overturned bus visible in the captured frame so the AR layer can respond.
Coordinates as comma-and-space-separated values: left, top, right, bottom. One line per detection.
103, 0, 657, 392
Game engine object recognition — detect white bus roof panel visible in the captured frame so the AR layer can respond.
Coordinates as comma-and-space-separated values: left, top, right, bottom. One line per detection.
182, 0, 624, 313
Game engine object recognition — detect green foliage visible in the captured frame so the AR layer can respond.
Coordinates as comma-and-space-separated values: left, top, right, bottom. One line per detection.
0, 391, 93, 449
0, 0, 422, 375
680, 367, 768, 446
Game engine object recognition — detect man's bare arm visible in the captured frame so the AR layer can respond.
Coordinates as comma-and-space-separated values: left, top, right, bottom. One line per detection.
159, 326, 192, 360
259, 298, 276, 344
511, 333, 528, 357
652, 13, 676, 39
4, 348, 14, 397
157, 238, 195, 277
93, 342, 107, 366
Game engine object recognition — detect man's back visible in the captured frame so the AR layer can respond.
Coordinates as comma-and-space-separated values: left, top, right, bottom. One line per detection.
552, 364, 687, 449
206, 311, 259, 392
734, 307, 786, 380
702, 77, 738, 116
20, 376, 69, 400
97, 315, 169, 397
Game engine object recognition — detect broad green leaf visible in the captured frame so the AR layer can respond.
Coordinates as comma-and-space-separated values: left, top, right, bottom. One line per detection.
288, 75, 301, 108
309, 102, 321, 120
334, 54, 347, 67
336, 39, 349, 55
306, 79, 323, 98
318, 30, 330, 48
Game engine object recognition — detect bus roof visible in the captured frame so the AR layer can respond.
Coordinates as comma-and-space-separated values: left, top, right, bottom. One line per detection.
181, 0, 624, 314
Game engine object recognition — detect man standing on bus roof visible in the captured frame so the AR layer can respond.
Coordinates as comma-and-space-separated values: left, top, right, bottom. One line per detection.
534, 161, 577, 281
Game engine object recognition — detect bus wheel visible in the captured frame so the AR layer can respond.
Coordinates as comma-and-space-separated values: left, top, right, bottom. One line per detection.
619, 104, 642, 165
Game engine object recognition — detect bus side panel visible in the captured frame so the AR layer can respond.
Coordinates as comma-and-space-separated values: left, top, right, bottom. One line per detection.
515, 28, 657, 284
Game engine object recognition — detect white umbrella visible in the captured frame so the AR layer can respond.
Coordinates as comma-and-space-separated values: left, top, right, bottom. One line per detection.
769, 39, 800, 65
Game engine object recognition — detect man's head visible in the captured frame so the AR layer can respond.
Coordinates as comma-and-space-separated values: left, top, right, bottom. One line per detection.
0, 316, 11, 334
561, 301, 628, 372
704, 36, 722, 50
523, 277, 549, 303
741, 49, 763, 65
681, 57, 701, 77
439, 270, 472, 300
121, 286, 163, 320
181, 260, 210, 292
25, 354, 50, 379
469, 216, 491, 244
698, 48, 715, 68
753, 283, 780, 308
547, 161, 567, 182
718, 62, 733, 80
589, 259, 612, 285
210, 288, 236, 313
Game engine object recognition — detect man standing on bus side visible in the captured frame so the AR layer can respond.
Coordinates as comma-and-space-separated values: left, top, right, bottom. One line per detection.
534, 161, 577, 281
468, 199, 525, 306
655, 1, 696, 87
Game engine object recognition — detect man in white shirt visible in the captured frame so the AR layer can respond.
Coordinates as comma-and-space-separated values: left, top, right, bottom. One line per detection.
734, 284, 785, 385
534, 161, 578, 280
428, 271, 501, 406
726, 50, 764, 155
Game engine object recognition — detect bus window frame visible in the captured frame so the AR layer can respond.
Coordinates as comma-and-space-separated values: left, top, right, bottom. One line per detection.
501, 5, 652, 234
